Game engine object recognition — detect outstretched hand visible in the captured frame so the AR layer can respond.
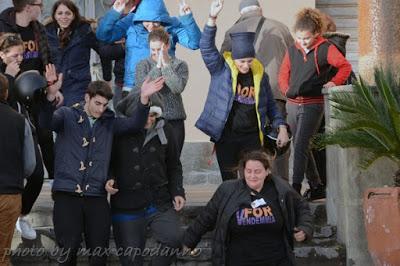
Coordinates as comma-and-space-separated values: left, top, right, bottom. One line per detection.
209, 0, 224, 18
140, 76, 165, 104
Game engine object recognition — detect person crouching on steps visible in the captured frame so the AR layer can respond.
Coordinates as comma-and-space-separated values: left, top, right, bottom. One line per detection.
106, 97, 185, 266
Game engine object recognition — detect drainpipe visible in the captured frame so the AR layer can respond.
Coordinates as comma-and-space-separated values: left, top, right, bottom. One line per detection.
358, 0, 400, 82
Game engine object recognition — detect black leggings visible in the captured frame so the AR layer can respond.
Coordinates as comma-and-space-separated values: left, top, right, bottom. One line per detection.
53, 192, 111, 266
21, 139, 44, 215
215, 132, 261, 181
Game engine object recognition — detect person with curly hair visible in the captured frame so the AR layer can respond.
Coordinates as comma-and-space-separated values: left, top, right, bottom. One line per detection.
278, 8, 352, 200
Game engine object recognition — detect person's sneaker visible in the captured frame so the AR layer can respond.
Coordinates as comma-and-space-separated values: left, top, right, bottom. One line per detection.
304, 184, 326, 202
16, 216, 37, 240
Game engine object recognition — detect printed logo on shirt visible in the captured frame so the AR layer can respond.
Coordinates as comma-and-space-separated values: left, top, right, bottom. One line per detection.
23, 40, 40, 60
235, 83, 255, 105
236, 204, 276, 226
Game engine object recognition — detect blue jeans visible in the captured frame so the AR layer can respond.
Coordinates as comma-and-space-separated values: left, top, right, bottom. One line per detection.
112, 207, 183, 266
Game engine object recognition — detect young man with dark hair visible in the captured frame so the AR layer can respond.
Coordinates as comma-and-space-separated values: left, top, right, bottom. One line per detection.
0, 72, 35, 266
40, 77, 165, 266
0, 0, 61, 240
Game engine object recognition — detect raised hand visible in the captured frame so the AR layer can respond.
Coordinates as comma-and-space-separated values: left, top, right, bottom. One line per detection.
160, 43, 170, 67
140, 76, 165, 104
113, 0, 130, 13
47, 72, 63, 103
45, 64, 58, 84
156, 48, 163, 68
209, 0, 224, 18
179, 0, 192, 16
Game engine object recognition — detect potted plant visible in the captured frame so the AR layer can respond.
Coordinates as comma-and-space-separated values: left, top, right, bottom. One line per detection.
315, 68, 400, 265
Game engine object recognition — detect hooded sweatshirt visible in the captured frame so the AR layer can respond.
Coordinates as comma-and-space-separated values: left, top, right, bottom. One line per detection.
96, 0, 201, 91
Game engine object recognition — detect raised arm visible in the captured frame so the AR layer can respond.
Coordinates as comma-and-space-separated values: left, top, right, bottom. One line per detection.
113, 76, 165, 135
169, 2, 201, 50
199, 0, 225, 74
40, 69, 64, 132
96, 0, 135, 43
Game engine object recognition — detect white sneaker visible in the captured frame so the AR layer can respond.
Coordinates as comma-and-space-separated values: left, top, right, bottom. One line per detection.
16, 216, 37, 240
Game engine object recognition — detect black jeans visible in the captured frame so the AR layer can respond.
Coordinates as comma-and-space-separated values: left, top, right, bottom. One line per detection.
53, 192, 111, 266
112, 207, 182, 266
166, 119, 185, 155
286, 102, 324, 188
215, 132, 261, 181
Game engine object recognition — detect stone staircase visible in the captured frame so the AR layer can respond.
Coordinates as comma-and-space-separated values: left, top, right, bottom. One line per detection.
10, 187, 345, 265
9, 143, 345, 265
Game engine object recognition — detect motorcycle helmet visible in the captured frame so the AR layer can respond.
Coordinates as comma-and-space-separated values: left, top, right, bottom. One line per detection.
14, 70, 47, 106
263, 124, 292, 157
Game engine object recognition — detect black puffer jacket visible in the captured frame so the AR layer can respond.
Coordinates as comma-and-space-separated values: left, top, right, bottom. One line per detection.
110, 119, 185, 212
183, 177, 313, 266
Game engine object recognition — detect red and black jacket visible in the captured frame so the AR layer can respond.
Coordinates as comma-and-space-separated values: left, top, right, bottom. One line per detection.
279, 36, 352, 104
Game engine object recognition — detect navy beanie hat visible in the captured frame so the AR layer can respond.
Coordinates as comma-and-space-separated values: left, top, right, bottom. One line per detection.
230, 32, 256, 59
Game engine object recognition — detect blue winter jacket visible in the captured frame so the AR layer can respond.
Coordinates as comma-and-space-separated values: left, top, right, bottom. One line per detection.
195, 25, 285, 143
46, 22, 100, 107
96, 0, 201, 91
39, 100, 149, 197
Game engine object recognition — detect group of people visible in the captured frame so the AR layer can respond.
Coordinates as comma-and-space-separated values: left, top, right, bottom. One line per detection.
0, 0, 352, 265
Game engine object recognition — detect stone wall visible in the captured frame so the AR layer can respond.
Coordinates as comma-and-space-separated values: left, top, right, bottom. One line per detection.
324, 85, 398, 265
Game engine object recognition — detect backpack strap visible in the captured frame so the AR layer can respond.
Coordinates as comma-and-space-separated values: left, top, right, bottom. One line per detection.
254, 17, 266, 45
314, 41, 331, 75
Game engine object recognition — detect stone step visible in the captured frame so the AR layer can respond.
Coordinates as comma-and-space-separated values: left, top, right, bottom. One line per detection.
10, 199, 344, 265
11, 224, 344, 266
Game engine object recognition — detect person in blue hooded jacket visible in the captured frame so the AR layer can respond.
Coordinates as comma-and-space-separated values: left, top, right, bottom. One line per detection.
196, 0, 289, 181
96, 0, 201, 93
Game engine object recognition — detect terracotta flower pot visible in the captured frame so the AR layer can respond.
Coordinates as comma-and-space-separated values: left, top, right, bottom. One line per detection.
364, 187, 400, 265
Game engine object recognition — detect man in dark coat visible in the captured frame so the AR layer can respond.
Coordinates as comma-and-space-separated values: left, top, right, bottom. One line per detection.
40, 77, 164, 266
0, 73, 35, 265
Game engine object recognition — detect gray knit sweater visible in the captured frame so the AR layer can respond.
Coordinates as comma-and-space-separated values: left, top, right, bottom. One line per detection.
135, 57, 188, 120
